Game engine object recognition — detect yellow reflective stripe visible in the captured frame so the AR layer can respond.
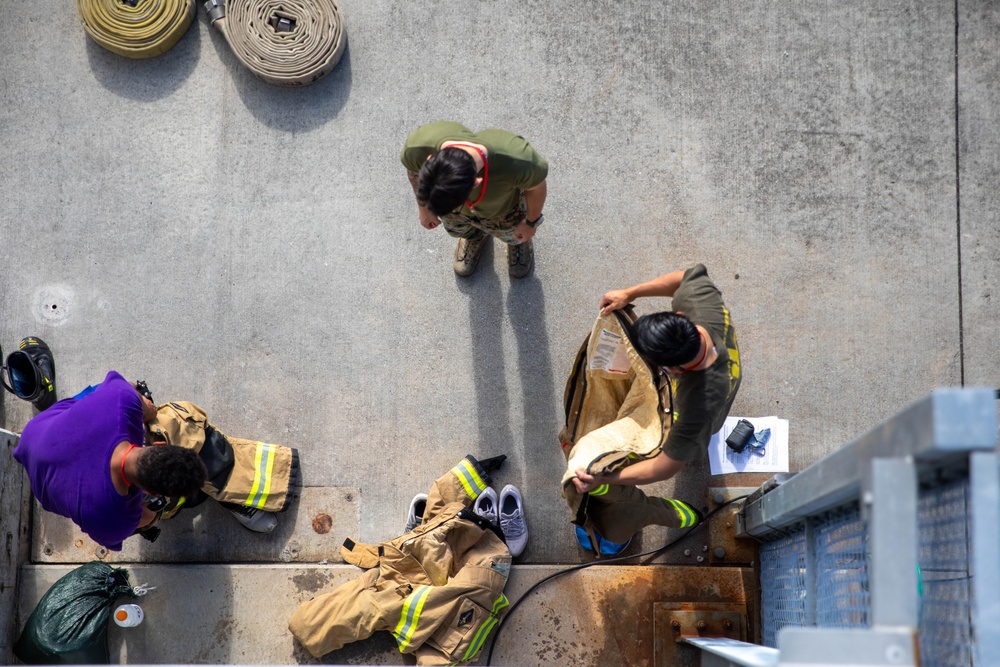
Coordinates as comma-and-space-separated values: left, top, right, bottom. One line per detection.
393, 585, 432, 652
245, 443, 276, 508
462, 594, 510, 661
452, 459, 487, 499
723, 306, 741, 383
246, 443, 264, 504
261, 443, 276, 506
588, 484, 609, 497
668, 375, 680, 422
667, 498, 696, 527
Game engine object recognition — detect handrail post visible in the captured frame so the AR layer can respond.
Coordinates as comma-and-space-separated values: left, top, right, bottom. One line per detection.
865, 457, 918, 628
970, 451, 1000, 665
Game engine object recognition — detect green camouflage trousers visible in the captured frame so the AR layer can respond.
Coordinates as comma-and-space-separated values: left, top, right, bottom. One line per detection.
441, 194, 526, 245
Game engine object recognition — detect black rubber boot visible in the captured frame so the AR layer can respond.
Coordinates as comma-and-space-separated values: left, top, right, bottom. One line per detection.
478, 455, 507, 475
16, 337, 57, 411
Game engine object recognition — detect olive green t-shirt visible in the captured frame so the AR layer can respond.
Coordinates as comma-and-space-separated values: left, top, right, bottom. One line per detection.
401, 121, 548, 219
663, 264, 742, 462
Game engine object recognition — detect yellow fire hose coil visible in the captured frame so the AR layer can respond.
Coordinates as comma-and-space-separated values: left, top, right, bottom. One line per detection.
77, 0, 196, 59
208, 0, 347, 86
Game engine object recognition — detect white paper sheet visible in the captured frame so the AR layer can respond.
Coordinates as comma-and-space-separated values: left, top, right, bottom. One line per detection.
708, 415, 789, 475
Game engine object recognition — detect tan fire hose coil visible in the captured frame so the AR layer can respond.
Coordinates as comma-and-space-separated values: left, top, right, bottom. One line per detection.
207, 0, 346, 86
77, 0, 196, 59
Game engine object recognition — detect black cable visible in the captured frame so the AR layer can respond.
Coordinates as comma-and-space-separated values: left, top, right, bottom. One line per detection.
485, 494, 749, 665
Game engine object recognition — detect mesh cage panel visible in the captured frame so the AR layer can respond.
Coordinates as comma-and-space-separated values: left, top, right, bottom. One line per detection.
759, 525, 807, 647
917, 478, 973, 667
814, 505, 869, 627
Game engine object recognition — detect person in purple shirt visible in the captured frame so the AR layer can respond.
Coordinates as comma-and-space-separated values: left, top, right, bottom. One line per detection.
13, 370, 206, 551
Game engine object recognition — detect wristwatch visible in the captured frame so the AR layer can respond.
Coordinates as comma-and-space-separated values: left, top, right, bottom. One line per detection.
526, 214, 545, 229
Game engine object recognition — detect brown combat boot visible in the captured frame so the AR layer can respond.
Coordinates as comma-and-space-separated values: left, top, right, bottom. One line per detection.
453, 235, 490, 277
507, 240, 533, 279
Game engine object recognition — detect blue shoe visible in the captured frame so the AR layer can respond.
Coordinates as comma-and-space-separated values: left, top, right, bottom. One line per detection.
597, 534, 631, 556
575, 525, 594, 551
575, 525, 632, 555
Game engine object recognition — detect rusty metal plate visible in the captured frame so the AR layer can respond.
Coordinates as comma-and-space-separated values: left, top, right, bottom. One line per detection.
32, 487, 359, 564
706, 487, 758, 565
495, 565, 756, 667
653, 603, 745, 667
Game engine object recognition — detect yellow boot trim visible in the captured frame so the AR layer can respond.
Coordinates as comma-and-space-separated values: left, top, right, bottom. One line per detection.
666, 498, 698, 528
245, 443, 277, 508
452, 458, 488, 499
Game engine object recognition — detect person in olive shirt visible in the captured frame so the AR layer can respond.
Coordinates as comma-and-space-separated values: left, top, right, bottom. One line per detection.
572, 264, 742, 504
401, 121, 548, 279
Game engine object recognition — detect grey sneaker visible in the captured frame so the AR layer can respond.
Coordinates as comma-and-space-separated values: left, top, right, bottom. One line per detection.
228, 505, 278, 533
453, 235, 490, 277
499, 484, 528, 557
473, 487, 499, 525
405, 493, 428, 533
507, 240, 533, 279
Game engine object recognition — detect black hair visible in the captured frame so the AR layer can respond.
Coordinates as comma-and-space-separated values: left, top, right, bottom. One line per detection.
417, 147, 476, 215
631, 312, 702, 368
134, 445, 207, 498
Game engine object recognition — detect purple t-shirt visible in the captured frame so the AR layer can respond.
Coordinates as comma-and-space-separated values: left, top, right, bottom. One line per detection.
13, 370, 145, 550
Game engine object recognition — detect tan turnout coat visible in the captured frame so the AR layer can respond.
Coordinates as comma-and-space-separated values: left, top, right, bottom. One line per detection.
560, 310, 692, 546
289, 456, 511, 665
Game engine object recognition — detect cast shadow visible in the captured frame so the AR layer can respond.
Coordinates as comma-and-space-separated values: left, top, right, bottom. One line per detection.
506, 274, 561, 481
85, 24, 200, 101
456, 242, 516, 456
205, 23, 352, 132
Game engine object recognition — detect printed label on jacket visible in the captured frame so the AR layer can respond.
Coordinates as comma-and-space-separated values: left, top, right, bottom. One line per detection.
590, 329, 631, 375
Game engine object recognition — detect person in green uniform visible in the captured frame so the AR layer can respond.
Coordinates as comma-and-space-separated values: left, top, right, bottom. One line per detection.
572, 265, 742, 548
401, 121, 548, 279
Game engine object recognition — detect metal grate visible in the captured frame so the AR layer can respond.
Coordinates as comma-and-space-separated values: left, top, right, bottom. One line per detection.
814, 505, 869, 628
917, 478, 973, 667
759, 526, 808, 647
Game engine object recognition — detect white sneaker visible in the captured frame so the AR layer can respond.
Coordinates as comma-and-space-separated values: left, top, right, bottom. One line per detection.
228, 505, 278, 534
473, 487, 499, 525
405, 493, 428, 533
499, 484, 528, 557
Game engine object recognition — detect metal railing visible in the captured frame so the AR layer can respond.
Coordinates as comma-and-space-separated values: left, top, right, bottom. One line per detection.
683, 388, 999, 667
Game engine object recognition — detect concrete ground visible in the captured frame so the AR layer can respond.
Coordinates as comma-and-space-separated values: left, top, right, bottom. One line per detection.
1, 0, 997, 664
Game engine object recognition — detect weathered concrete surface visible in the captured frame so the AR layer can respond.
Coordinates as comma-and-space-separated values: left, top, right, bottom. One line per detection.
18, 564, 756, 666
0, 0, 980, 566
32, 487, 358, 564
958, 1, 1000, 398
1, 0, 997, 661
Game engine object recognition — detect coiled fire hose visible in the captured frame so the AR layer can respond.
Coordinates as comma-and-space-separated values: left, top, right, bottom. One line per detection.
77, 0, 196, 59
204, 0, 346, 86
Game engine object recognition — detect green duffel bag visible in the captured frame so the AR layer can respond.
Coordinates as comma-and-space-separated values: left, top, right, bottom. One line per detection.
14, 562, 136, 664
